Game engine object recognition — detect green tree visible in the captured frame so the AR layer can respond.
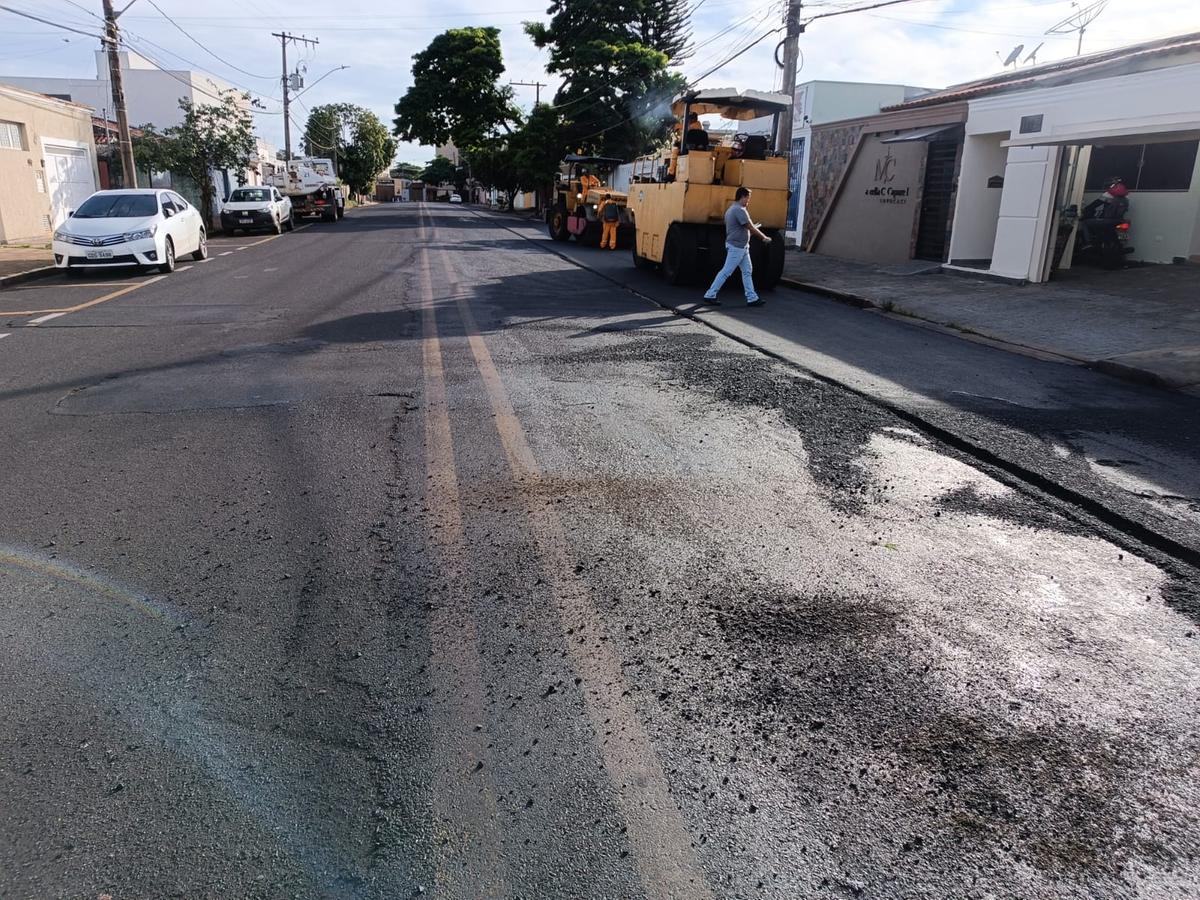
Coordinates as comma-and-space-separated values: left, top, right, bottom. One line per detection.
466, 138, 521, 208
390, 161, 422, 180
526, 0, 688, 161
633, 0, 693, 62
131, 123, 174, 184
302, 103, 356, 158
421, 156, 458, 186
133, 91, 256, 229
393, 27, 519, 148
509, 103, 566, 206
340, 111, 399, 195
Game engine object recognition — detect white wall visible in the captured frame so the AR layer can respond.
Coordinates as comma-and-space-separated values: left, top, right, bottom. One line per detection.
1, 50, 242, 130
806, 81, 930, 127
948, 134, 1009, 262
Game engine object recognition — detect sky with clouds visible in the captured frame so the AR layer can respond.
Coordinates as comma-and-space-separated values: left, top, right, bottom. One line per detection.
2, 0, 1198, 165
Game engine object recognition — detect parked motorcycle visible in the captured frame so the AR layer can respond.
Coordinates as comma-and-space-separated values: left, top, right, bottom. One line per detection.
1071, 178, 1135, 270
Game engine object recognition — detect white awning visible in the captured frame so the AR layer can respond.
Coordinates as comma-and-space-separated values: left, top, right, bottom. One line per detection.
880, 124, 958, 143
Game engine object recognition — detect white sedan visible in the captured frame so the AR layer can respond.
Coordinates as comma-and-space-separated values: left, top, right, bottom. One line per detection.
52, 188, 207, 275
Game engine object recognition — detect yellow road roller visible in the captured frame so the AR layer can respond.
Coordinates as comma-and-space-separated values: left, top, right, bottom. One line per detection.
626, 89, 790, 289
547, 154, 635, 248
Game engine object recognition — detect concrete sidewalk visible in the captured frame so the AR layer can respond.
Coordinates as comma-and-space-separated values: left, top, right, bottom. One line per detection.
782, 251, 1200, 393
0, 246, 55, 287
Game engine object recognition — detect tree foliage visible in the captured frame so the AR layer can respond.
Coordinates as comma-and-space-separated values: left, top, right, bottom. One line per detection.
634, 0, 694, 62
466, 138, 520, 207
133, 91, 256, 228
394, 27, 519, 149
302, 104, 398, 194
390, 161, 422, 180
302, 103, 356, 157
340, 111, 399, 194
526, 0, 690, 160
421, 156, 459, 186
510, 104, 566, 198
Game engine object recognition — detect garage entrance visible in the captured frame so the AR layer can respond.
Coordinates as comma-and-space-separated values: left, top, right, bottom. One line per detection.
44, 143, 96, 228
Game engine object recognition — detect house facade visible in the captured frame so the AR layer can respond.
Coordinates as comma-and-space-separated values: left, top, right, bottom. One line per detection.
804, 31, 1200, 281
786, 80, 932, 244
0, 84, 99, 244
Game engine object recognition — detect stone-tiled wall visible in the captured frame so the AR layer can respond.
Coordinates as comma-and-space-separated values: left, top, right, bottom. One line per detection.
801, 121, 863, 247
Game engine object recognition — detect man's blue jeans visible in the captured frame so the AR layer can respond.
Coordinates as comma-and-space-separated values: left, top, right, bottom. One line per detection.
704, 243, 758, 302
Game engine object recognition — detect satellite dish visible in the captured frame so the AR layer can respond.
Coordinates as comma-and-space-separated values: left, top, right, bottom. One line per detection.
1024, 42, 1044, 64
1046, 0, 1109, 55
1003, 44, 1024, 67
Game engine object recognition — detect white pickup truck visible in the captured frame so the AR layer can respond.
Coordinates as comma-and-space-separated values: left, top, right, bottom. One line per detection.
220, 185, 294, 235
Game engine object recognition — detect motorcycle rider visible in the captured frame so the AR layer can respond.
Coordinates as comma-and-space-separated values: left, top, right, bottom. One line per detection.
1079, 177, 1130, 250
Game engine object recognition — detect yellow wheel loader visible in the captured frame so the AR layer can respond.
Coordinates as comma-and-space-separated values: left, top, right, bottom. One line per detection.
626, 89, 790, 290
547, 154, 635, 248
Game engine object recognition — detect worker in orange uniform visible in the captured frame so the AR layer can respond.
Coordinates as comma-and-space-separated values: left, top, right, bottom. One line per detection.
597, 193, 620, 250
580, 169, 602, 194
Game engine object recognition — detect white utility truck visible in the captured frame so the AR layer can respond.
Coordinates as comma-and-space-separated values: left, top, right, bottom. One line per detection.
266, 157, 346, 223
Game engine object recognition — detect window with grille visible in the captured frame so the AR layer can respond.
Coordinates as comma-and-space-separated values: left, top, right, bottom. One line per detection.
0, 120, 25, 150
1085, 140, 1199, 191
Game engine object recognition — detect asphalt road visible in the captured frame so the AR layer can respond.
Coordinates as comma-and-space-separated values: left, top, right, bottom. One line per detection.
1, 203, 1198, 899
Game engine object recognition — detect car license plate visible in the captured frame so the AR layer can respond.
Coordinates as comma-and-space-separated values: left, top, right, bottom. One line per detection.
85, 249, 113, 260
239, 217, 253, 224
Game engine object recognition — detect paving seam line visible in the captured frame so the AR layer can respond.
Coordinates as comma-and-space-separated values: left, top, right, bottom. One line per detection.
416, 207, 512, 896
428, 205, 716, 900
465, 206, 1200, 574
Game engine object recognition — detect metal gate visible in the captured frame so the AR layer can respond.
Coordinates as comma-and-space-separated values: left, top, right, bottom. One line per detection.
914, 140, 959, 261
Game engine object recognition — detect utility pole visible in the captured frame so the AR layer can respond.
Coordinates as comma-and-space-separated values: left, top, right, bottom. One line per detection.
510, 80, 547, 105
774, 0, 804, 155
102, 0, 138, 187
273, 32, 319, 162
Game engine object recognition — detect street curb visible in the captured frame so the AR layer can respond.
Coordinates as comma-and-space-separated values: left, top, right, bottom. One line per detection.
779, 276, 874, 309
0, 265, 57, 290
779, 275, 1180, 395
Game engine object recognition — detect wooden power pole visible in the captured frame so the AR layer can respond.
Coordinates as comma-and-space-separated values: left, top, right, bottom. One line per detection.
102, 0, 138, 187
273, 32, 319, 162
774, 0, 804, 154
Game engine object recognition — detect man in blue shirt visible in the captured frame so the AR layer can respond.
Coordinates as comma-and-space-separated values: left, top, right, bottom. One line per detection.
702, 187, 772, 307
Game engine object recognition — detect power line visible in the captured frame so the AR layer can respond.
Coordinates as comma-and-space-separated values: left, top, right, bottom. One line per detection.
803, 0, 935, 24
145, 0, 277, 81
0, 4, 103, 39
119, 31, 283, 112
53, 0, 103, 21
688, 24, 782, 84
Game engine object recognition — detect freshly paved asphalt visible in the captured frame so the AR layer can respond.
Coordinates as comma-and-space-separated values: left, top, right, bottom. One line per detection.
1, 203, 1198, 898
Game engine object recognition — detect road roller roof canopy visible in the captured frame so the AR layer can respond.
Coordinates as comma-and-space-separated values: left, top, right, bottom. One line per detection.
671, 89, 790, 121
562, 154, 626, 166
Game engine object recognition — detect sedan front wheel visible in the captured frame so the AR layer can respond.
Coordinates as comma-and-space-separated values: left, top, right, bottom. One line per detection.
158, 238, 176, 274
